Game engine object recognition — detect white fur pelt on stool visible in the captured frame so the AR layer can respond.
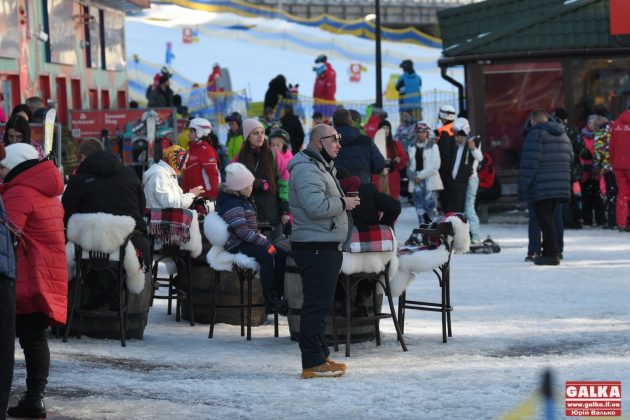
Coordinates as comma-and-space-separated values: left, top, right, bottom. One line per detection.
389, 215, 470, 298
341, 251, 399, 281
66, 213, 145, 294
203, 212, 259, 272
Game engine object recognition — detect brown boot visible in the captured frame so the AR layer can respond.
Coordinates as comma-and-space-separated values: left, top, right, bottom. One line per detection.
301, 362, 345, 379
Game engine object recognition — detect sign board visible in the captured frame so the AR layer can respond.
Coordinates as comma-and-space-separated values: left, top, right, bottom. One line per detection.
610, 0, 630, 35
68, 108, 176, 140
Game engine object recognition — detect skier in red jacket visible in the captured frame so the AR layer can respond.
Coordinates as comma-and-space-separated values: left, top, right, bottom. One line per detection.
313, 55, 336, 118
0, 143, 67, 418
182, 118, 220, 204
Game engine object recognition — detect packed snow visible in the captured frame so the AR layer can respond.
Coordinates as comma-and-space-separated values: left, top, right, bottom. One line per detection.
125, 4, 462, 102
9, 206, 630, 419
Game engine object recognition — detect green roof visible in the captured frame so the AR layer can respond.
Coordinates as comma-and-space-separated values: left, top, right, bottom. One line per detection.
438, 0, 630, 58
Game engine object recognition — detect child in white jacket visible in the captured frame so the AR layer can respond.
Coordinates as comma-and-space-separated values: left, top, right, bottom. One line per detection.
407, 122, 443, 224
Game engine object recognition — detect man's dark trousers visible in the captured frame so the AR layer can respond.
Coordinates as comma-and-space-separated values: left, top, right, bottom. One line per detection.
294, 249, 343, 369
533, 198, 560, 258
0, 276, 16, 420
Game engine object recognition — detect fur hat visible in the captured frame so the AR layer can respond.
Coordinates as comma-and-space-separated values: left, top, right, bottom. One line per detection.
242, 118, 264, 141
225, 162, 255, 192
1, 143, 39, 171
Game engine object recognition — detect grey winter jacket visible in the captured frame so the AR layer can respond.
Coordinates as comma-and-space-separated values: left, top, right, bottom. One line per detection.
288, 146, 351, 244
518, 121, 573, 202
0, 197, 16, 280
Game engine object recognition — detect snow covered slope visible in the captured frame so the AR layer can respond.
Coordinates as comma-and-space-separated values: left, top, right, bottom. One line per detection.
125, 4, 461, 102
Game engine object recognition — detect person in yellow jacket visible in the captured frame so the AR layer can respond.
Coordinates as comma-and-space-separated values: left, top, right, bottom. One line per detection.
226, 112, 244, 160
177, 127, 191, 150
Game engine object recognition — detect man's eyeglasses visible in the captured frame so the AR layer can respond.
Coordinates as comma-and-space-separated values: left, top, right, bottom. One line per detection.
319, 133, 341, 144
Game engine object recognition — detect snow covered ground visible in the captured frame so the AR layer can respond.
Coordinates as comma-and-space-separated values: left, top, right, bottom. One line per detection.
125, 4, 461, 102
9, 206, 630, 419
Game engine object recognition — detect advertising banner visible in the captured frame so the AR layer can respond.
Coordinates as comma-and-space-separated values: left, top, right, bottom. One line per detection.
68, 108, 176, 139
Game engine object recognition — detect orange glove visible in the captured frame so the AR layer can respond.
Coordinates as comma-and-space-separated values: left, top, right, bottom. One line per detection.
267, 245, 276, 255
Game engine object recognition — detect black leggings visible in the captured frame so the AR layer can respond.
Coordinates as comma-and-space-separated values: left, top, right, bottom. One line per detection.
15, 313, 50, 394
229, 242, 287, 294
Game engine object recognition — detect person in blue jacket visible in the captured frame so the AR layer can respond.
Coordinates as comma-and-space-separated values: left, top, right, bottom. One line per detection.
396, 60, 422, 121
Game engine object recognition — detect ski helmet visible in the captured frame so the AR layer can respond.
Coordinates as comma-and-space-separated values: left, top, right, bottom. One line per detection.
189, 118, 213, 140
438, 105, 457, 122
225, 112, 242, 126
453, 117, 471, 136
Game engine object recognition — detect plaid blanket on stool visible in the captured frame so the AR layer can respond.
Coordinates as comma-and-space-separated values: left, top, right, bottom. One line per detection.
147, 208, 194, 244
344, 225, 395, 253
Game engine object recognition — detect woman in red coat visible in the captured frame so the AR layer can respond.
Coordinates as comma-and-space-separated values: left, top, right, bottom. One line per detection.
0, 143, 67, 418
372, 120, 409, 200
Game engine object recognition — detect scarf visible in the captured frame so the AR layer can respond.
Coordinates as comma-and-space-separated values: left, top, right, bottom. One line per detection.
163, 145, 188, 176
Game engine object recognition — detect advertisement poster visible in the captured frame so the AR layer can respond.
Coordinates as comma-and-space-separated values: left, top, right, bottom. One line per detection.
68, 108, 176, 139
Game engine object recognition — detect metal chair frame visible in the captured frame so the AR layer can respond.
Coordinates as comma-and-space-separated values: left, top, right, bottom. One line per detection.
151, 242, 194, 326
331, 262, 408, 357
64, 233, 137, 347
397, 222, 455, 343
208, 265, 279, 341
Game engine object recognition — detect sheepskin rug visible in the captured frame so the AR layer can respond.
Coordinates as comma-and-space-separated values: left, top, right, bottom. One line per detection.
203, 212, 259, 272
66, 213, 145, 294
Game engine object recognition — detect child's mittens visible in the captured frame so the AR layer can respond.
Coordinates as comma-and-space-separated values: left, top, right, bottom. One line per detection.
267, 244, 276, 255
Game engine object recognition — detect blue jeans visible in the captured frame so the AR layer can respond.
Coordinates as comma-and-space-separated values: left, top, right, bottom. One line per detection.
528, 201, 564, 255
413, 181, 437, 224
465, 176, 481, 242
229, 242, 287, 293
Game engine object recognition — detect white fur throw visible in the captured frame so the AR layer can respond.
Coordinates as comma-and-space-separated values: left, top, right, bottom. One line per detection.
203, 212, 259, 272
341, 251, 398, 281
447, 215, 470, 254
388, 214, 470, 298
66, 213, 145, 294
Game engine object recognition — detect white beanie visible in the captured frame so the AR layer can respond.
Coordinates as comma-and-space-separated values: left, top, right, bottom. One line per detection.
225, 162, 255, 192
242, 118, 264, 141
1, 143, 39, 171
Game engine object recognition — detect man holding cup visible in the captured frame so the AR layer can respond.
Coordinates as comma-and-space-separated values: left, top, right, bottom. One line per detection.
288, 124, 359, 378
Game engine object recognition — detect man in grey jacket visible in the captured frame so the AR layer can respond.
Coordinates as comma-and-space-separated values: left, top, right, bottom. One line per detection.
518, 109, 573, 266
288, 124, 360, 378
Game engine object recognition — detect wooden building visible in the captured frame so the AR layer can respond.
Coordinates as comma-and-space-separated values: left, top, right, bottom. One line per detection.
0, 0, 149, 125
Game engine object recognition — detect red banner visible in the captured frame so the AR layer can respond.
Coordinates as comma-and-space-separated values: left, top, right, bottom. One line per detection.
68, 108, 176, 139
610, 0, 630, 35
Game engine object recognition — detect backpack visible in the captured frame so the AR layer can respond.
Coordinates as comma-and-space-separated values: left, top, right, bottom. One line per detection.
477, 151, 501, 201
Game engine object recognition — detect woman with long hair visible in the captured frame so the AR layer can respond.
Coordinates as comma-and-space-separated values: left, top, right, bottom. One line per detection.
372, 119, 409, 200
236, 119, 289, 239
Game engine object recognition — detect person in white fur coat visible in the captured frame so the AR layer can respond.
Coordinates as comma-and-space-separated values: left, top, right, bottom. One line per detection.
143, 145, 205, 209
407, 121, 443, 224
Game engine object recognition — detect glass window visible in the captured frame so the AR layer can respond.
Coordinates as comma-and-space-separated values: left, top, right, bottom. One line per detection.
483, 62, 564, 170
0, 0, 19, 59
47, 0, 77, 65
103, 9, 126, 71
572, 58, 630, 127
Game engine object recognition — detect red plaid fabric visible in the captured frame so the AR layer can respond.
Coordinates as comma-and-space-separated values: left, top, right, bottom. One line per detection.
344, 225, 395, 253
147, 207, 194, 244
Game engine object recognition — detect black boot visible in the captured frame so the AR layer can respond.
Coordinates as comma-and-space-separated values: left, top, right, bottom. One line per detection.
7, 390, 46, 418
262, 290, 284, 315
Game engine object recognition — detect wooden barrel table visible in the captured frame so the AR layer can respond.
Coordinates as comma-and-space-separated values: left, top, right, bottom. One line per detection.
66, 272, 152, 340
284, 256, 382, 344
